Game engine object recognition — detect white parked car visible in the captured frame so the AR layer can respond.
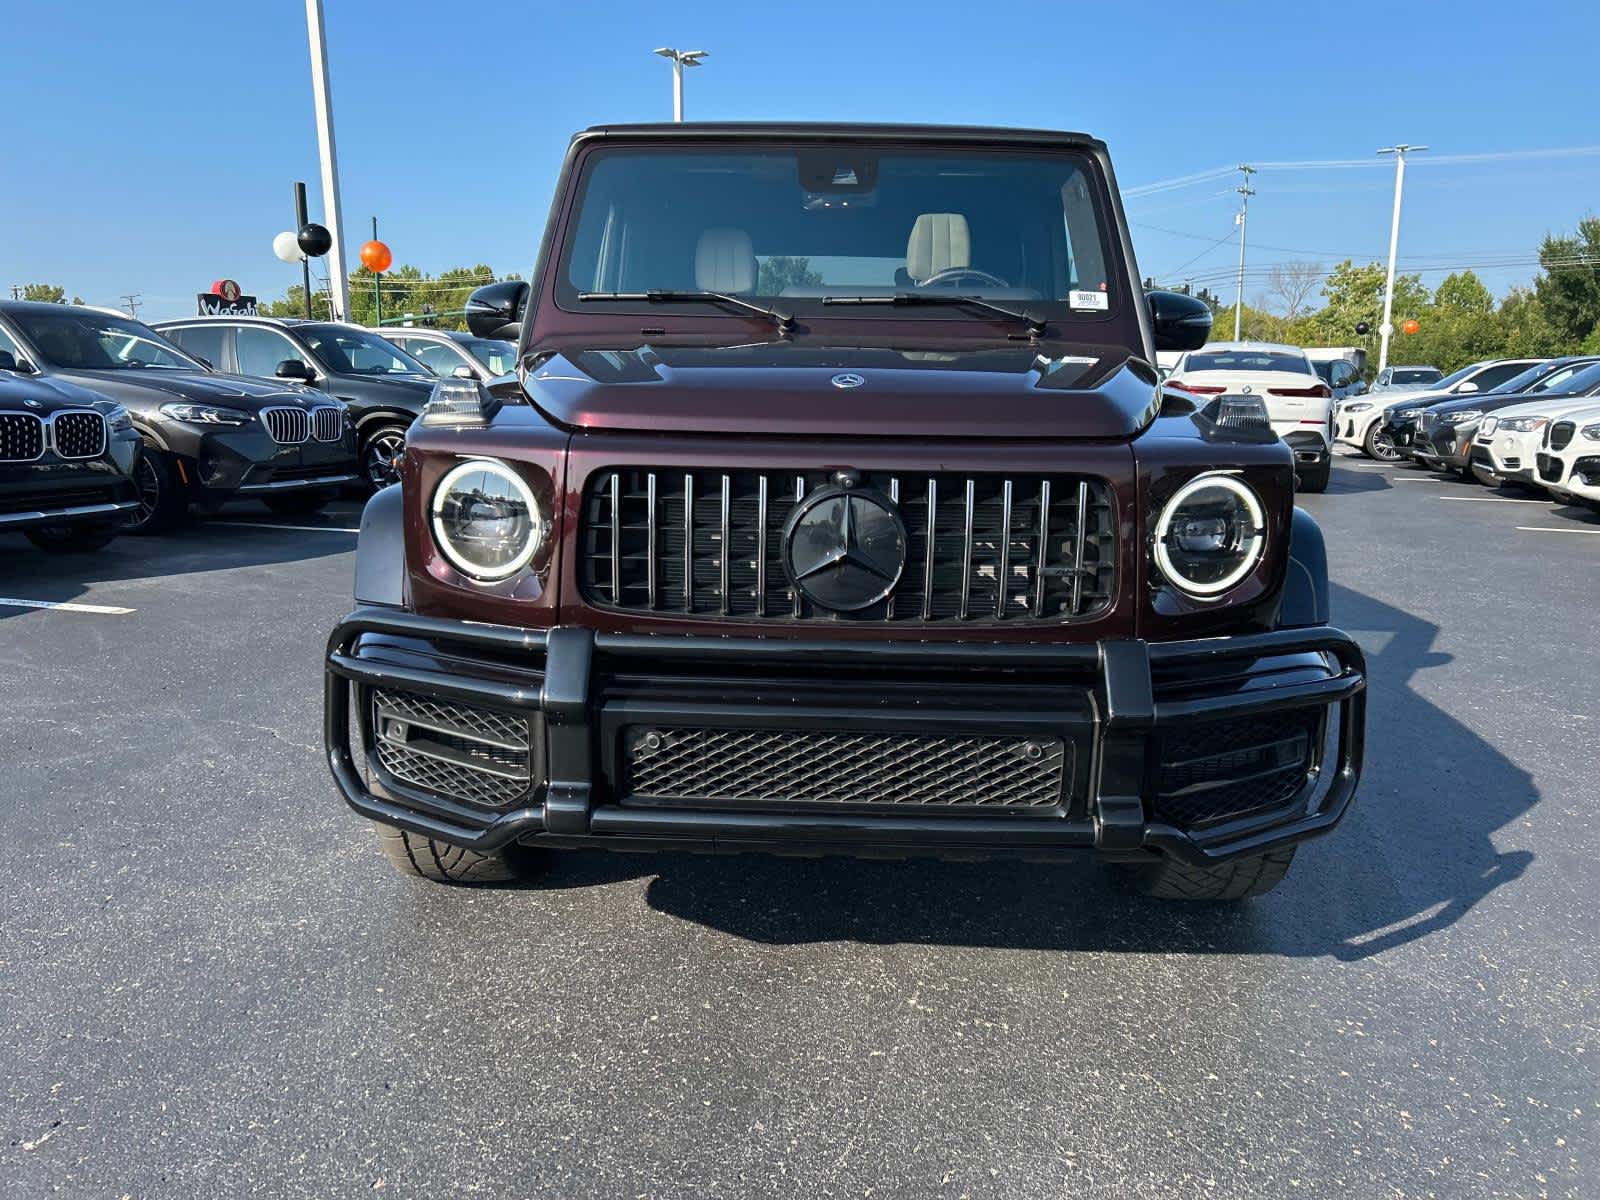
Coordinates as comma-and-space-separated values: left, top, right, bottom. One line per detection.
1533, 401, 1600, 512
1168, 342, 1334, 491
1334, 358, 1546, 461
1469, 360, 1600, 486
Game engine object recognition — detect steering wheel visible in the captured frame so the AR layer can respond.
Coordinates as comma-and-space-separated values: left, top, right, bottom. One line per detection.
917, 266, 1011, 289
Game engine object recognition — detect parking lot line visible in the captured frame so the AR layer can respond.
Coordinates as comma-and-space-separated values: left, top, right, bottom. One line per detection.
1515, 526, 1600, 534
207, 521, 360, 534
1392, 476, 1449, 482
1438, 496, 1549, 503
0, 597, 135, 615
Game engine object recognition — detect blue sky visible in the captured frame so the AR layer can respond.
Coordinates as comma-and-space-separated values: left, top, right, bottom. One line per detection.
4, 0, 1596, 321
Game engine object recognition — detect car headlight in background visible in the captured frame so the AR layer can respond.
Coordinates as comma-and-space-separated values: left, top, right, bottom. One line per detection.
103, 404, 134, 433
1582, 423, 1600, 442
1396, 409, 1421, 420
430, 458, 546, 581
1153, 472, 1266, 598
158, 402, 252, 426
1496, 416, 1547, 433
1343, 402, 1372, 413
1439, 409, 1482, 426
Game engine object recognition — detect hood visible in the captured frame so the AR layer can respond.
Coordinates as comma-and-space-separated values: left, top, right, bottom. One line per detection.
0, 371, 121, 416
1430, 390, 1562, 418
521, 342, 1160, 439
50, 368, 323, 413
1382, 388, 1464, 414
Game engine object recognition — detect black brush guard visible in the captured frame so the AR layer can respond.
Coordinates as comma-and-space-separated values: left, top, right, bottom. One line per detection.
325, 608, 1366, 867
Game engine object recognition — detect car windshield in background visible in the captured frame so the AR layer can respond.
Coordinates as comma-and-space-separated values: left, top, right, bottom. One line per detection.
1431, 361, 1491, 390
299, 325, 429, 376
466, 338, 517, 375
1392, 368, 1441, 385
1183, 351, 1312, 374
8, 309, 201, 371
559, 146, 1114, 316
1552, 361, 1600, 394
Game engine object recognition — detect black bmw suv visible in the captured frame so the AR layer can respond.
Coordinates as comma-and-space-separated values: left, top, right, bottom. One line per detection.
0, 302, 357, 531
0, 366, 141, 552
155, 316, 437, 490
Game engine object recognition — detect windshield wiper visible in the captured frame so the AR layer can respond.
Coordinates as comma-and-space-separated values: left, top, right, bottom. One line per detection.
823, 292, 1046, 336
579, 290, 794, 334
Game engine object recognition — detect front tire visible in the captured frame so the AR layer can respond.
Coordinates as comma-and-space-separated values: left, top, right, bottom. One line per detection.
1362, 423, 1402, 462
360, 423, 409, 491
124, 447, 188, 534
1130, 847, 1297, 901
24, 522, 120, 553
374, 825, 551, 886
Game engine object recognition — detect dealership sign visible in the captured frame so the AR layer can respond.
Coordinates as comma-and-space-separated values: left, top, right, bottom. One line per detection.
197, 278, 258, 316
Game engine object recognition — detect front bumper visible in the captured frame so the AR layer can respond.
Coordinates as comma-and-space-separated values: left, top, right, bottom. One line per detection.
0, 455, 140, 531
165, 423, 359, 499
324, 608, 1367, 868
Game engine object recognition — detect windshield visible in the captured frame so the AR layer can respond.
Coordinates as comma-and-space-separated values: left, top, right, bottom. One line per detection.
1181, 350, 1313, 375
1430, 361, 1492, 391
1556, 362, 1600, 395
558, 145, 1116, 320
299, 325, 431, 376
8, 308, 202, 371
1494, 359, 1598, 395
466, 338, 517, 375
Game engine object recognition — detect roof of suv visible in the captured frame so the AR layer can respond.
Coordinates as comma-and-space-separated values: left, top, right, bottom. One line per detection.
579, 122, 1103, 149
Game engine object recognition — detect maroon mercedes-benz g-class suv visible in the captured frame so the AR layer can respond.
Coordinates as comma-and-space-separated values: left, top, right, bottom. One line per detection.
324, 124, 1365, 900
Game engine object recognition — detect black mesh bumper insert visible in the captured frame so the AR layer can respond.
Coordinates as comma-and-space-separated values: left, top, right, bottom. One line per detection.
369, 688, 535, 810
623, 725, 1068, 811
1150, 710, 1323, 828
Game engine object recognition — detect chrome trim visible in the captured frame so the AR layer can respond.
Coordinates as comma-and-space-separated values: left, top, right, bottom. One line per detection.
48, 409, 109, 460
0, 499, 137, 528
309, 405, 345, 443
996, 478, 1013, 618
755, 475, 768, 617
646, 471, 658, 609
959, 478, 975, 620
682, 472, 694, 613
260, 406, 311, 445
885, 477, 899, 619
237, 473, 357, 492
1071, 480, 1089, 613
792, 476, 804, 617
1033, 479, 1050, 617
609, 471, 622, 606
921, 477, 937, 621
0, 411, 45, 463
718, 473, 730, 616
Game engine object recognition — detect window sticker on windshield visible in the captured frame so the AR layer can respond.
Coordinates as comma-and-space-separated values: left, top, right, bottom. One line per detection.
1070, 290, 1109, 311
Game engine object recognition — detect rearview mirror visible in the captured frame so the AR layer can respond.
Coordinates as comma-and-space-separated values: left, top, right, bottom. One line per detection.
1147, 290, 1213, 353
465, 281, 530, 341
275, 359, 316, 382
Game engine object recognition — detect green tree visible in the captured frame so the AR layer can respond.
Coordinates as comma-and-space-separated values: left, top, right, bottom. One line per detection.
756, 256, 822, 294
1433, 270, 1493, 314
263, 265, 517, 330
21, 283, 70, 303
1308, 259, 1428, 343
1532, 217, 1600, 345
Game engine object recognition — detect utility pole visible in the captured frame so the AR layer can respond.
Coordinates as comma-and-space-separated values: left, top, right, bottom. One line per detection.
1233, 164, 1256, 341
1376, 143, 1427, 373
294, 182, 314, 319
120, 294, 142, 319
305, 0, 349, 321
653, 48, 707, 121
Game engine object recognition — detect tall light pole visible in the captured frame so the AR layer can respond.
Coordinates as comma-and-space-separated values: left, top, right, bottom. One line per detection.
305, 0, 349, 321
1233, 164, 1256, 341
653, 47, 707, 121
1376, 143, 1427, 373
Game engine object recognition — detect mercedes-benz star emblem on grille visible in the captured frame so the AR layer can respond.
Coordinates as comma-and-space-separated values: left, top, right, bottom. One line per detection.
782, 485, 907, 612
830, 372, 865, 389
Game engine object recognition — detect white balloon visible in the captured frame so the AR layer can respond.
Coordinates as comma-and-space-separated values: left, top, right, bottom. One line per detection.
273, 231, 305, 263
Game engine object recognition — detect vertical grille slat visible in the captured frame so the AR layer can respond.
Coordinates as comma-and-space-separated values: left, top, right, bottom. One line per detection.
51, 411, 107, 459
582, 468, 1116, 625
310, 405, 344, 442
0, 413, 45, 462
261, 406, 310, 444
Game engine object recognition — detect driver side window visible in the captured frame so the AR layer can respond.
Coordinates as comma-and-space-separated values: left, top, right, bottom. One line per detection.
235, 327, 310, 379
408, 342, 466, 376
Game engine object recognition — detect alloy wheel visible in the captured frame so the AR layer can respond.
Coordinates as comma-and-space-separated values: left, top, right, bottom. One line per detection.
129, 454, 161, 529
364, 428, 407, 489
1366, 427, 1402, 462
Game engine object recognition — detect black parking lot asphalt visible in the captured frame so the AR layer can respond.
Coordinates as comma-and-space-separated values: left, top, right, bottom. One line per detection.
3, 461, 1597, 1199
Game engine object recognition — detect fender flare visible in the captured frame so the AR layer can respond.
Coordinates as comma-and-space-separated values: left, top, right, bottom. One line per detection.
353, 483, 407, 608
1278, 506, 1330, 628
354, 408, 418, 435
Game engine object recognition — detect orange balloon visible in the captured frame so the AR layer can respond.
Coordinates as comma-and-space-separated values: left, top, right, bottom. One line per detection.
359, 240, 393, 273
1401, 318, 1420, 335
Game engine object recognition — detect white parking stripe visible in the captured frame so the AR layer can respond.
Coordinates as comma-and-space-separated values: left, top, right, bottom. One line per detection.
0, 597, 135, 615
207, 521, 360, 534
1516, 526, 1600, 534
1393, 476, 1449, 482
1438, 496, 1549, 503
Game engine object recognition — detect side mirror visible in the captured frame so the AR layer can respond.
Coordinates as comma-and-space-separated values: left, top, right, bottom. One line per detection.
465, 280, 530, 340
1147, 290, 1212, 353
451, 364, 476, 380
1455, 380, 1480, 394
275, 359, 316, 382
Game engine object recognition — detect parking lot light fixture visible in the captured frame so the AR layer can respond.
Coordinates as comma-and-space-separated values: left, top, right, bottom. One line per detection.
1376, 144, 1427, 373
653, 47, 707, 121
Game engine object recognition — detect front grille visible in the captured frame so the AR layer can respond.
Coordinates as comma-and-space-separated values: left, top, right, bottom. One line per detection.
51, 411, 106, 459
581, 468, 1115, 623
261, 406, 310, 444
624, 725, 1067, 810
0, 413, 44, 462
310, 405, 344, 442
369, 687, 534, 809
1150, 711, 1321, 828
1549, 421, 1575, 452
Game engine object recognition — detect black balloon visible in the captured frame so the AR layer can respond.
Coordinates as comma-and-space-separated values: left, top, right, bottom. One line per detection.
1354, 320, 1370, 335
297, 222, 333, 258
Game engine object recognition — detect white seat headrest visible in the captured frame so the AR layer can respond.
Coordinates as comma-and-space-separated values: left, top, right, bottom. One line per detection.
694, 228, 758, 294
906, 213, 971, 282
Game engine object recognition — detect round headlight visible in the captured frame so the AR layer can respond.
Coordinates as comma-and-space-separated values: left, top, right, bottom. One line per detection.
1154, 473, 1266, 598
430, 459, 546, 581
